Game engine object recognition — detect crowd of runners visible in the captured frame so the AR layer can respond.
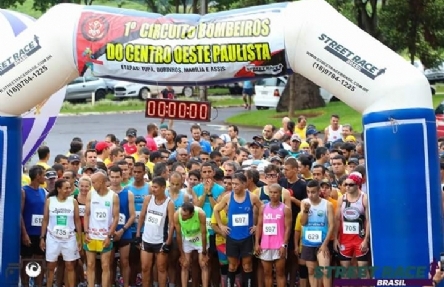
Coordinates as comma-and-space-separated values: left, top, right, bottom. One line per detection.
19, 114, 444, 287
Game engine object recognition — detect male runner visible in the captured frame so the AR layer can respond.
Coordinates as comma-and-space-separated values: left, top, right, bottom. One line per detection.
84, 171, 120, 287
334, 172, 370, 272
214, 173, 262, 287
174, 202, 209, 287
109, 166, 136, 287
300, 179, 334, 287
136, 176, 175, 287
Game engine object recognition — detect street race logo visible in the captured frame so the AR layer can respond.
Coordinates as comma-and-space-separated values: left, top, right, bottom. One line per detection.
0, 35, 42, 76
318, 33, 386, 80
246, 63, 283, 75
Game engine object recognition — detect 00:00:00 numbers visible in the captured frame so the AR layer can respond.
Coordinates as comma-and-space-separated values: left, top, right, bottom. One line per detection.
146, 101, 209, 120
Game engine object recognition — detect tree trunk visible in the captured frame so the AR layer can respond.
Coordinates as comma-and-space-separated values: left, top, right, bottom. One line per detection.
288, 74, 296, 118
276, 74, 325, 113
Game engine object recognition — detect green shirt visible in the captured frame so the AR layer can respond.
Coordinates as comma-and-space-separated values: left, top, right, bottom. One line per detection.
179, 207, 208, 246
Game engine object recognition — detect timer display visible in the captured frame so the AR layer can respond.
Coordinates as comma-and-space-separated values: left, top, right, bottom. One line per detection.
145, 98, 211, 122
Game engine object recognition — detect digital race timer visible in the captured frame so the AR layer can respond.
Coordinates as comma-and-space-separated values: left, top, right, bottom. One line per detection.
145, 98, 211, 122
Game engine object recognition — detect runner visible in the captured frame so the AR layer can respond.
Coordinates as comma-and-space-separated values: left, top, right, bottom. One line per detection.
40, 178, 82, 287
166, 171, 191, 287
174, 202, 209, 287
136, 176, 175, 287
255, 183, 292, 287
83, 171, 120, 287
127, 162, 150, 286
109, 165, 136, 287
335, 172, 370, 273
21, 165, 47, 287
214, 173, 262, 287
300, 179, 334, 287
74, 176, 91, 287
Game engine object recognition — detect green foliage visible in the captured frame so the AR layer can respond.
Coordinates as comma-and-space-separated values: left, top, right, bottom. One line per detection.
380, 0, 444, 68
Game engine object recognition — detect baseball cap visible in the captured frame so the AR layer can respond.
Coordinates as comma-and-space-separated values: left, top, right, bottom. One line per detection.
306, 128, 320, 136
68, 154, 80, 163
277, 149, 289, 158
269, 156, 282, 164
219, 134, 231, 143
345, 135, 357, 142
126, 128, 137, 137
291, 134, 301, 142
82, 166, 96, 173
348, 158, 359, 165
320, 179, 331, 186
253, 135, 264, 141
95, 141, 111, 152
45, 170, 57, 179
249, 141, 264, 148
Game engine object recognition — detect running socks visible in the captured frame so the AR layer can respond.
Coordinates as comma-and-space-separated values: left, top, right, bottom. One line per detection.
227, 271, 236, 287
243, 271, 253, 287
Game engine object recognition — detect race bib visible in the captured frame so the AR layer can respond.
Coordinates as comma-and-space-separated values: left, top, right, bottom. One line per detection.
53, 226, 69, 239
94, 208, 108, 221
206, 218, 212, 230
135, 211, 141, 223
263, 223, 277, 235
304, 230, 322, 243
343, 222, 359, 235
232, 214, 248, 227
31, 214, 43, 227
119, 213, 126, 225
78, 206, 85, 217
186, 234, 201, 245
146, 212, 162, 226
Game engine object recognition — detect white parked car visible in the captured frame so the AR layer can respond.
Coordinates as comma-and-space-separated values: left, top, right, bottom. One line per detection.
113, 81, 194, 100
253, 76, 333, 110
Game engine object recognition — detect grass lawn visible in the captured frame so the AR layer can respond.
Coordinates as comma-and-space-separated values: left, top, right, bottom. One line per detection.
60, 96, 243, 114
226, 94, 444, 133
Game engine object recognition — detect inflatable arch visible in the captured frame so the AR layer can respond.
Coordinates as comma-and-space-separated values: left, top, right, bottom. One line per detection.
0, 0, 442, 284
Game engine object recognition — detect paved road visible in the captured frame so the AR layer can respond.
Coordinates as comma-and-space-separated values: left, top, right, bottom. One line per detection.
40, 107, 263, 163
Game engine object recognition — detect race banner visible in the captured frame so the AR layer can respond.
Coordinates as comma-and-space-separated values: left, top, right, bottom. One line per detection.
75, 4, 289, 85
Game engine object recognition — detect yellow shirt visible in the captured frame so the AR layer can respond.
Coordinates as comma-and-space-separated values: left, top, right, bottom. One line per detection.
36, 162, 51, 170
104, 158, 112, 167
211, 208, 228, 246
294, 127, 307, 141
294, 213, 302, 253
22, 174, 31, 186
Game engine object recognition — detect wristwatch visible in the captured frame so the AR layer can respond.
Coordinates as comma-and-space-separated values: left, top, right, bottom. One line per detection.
207, 194, 213, 197
108, 234, 114, 241
202, 250, 208, 255
281, 244, 288, 248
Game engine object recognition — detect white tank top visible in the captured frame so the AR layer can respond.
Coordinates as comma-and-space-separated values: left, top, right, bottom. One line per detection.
47, 196, 76, 241
89, 190, 114, 240
142, 196, 171, 244
327, 125, 343, 142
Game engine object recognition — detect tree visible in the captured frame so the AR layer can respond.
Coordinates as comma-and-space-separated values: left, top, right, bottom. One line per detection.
379, 0, 444, 68
276, 74, 325, 113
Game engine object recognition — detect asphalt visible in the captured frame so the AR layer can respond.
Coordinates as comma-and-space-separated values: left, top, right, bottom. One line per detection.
41, 107, 263, 163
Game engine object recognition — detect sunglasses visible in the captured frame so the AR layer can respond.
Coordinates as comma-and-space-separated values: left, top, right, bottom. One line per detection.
344, 183, 356, 187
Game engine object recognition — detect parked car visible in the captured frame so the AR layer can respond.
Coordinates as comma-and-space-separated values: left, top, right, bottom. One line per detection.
253, 76, 333, 110
228, 82, 243, 95
434, 100, 444, 138
113, 81, 194, 100
425, 62, 444, 84
65, 76, 108, 102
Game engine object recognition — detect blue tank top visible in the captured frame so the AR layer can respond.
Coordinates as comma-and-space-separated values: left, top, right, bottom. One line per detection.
227, 191, 253, 240
165, 189, 186, 238
127, 183, 149, 233
301, 199, 328, 247
23, 185, 47, 236
259, 186, 283, 204
165, 189, 185, 210
116, 188, 132, 240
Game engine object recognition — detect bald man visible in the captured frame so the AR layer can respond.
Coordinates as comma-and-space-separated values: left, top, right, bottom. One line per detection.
190, 142, 202, 158
84, 171, 120, 287
274, 117, 291, 140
